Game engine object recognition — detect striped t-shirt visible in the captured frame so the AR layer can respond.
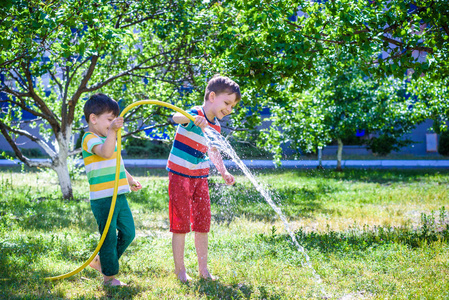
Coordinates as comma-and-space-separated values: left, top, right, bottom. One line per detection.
166, 106, 221, 178
82, 132, 130, 200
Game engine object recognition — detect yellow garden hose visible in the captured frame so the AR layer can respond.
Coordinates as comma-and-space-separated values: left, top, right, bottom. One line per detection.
45, 100, 194, 280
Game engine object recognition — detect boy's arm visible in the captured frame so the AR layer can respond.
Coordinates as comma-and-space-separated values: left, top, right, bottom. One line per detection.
125, 169, 142, 192
208, 147, 235, 185
173, 112, 208, 129
172, 112, 190, 125
92, 117, 123, 159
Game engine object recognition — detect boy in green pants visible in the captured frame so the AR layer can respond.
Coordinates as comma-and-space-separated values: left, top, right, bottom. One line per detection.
82, 93, 142, 286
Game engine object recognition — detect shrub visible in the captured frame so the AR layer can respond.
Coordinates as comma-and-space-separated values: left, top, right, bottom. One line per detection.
21, 148, 43, 158
227, 131, 273, 159
1, 148, 43, 158
365, 135, 413, 156
124, 137, 172, 158
438, 130, 449, 156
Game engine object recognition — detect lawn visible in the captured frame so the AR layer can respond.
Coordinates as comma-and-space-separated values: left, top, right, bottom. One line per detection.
0, 167, 448, 299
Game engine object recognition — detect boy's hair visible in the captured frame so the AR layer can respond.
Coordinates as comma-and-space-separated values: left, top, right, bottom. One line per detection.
204, 75, 241, 103
84, 93, 120, 123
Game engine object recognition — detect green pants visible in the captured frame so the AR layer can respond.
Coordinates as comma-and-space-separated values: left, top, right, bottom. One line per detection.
90, 194, 135, 276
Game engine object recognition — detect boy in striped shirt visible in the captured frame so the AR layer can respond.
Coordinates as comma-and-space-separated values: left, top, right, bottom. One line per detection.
82, 93, 142, 286
167, 75, 241, 282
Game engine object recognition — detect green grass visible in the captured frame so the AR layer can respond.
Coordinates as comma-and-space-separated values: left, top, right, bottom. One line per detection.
0, 168, 448, 299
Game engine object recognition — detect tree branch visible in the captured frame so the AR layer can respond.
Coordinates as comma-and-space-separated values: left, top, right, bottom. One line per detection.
67, 55, 99, 125
0, 92, 48, 119
67, 57, 91, 86
0, 54, 27, 68
121, 105, 146, 122
0, 120, 56, 157
128, 73, 182, 84
68, 148, 82, 156
378, 35, 433, 53
0, 121, 53, 168
442, 25, 449, 37
122, 122, 171, 138
84, 62, 165, 92
120, 11, 167, 29
21, 61, 59, 131
61, 64, 70, 138
9, 69, 28, 91
48, 69, 63, 95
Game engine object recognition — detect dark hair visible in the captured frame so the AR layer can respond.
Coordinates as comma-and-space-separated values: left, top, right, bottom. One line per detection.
84, 93, 120, 123
204, 75, 241, 103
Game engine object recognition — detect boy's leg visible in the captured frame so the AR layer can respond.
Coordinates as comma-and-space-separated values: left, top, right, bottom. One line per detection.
89, 254, 102, 274
90, 197, 121, 281
116, 194, 136, 259
194, 232, 215, 280
172, 233, 191, 282
191, 178, 216, 280
169, 172, 193, 282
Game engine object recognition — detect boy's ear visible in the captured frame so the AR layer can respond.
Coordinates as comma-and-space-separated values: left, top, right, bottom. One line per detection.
209, 91, 215, 103
89, 113, 97, 124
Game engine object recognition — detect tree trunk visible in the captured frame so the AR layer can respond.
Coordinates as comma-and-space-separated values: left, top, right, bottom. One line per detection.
54, 160, 73, 200
53, 128, 74, 200
336, 138, 343, 172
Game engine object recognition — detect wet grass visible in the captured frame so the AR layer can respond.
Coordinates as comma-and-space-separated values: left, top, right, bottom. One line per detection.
0, 168, 448, 299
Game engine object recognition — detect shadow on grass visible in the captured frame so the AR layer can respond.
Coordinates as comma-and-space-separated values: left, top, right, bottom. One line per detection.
0, 284, 71, 300
0, 277, 146, 300
0, 196, 96, 231
99, 283, 146, 300
0, 250, 152, 299
189, 278, 284, 300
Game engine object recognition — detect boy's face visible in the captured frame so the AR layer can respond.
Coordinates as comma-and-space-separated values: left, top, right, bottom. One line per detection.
89, 111, 117, 137
209, 92, 238, 120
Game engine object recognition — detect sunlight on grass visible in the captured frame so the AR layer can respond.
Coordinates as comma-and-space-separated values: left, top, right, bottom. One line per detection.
0, 168, 448, 299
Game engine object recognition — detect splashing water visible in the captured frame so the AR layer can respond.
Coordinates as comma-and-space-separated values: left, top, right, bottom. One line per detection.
204, 127, 326, 291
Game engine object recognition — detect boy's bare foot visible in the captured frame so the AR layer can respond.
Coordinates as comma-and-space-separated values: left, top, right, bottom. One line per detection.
199, 270, 218, 281
103, 278, 127, 286
89, 255, 102, 274
176, 271, 192, 283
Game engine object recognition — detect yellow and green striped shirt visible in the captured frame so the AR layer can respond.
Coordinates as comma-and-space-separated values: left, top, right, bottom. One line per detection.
82, 132, 130, 200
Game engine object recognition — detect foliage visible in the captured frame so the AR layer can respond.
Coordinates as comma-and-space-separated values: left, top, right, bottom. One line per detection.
255, 65, 425, 162
0, 0, 216, 198
438, 130, 449, 156
205, 0, 448, 160
1, 0, 448, 197
366, 134, 414, 156
124, 137, 172, 159
225, 130, 273, 160
407, 76, 449, 131
291, 0, 449, 81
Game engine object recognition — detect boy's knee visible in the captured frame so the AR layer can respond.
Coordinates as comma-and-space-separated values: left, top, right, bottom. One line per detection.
129, 230, 136, 242
123, 228, 135, 245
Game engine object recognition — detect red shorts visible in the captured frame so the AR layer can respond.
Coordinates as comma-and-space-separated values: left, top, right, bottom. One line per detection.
168, 172, 211, 233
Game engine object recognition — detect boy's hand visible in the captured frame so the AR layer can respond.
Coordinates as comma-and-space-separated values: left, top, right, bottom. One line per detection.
194, 116, 208, 130
222, 171, 235, 185
110, 117, 124, 132
129, 179, 142, 192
